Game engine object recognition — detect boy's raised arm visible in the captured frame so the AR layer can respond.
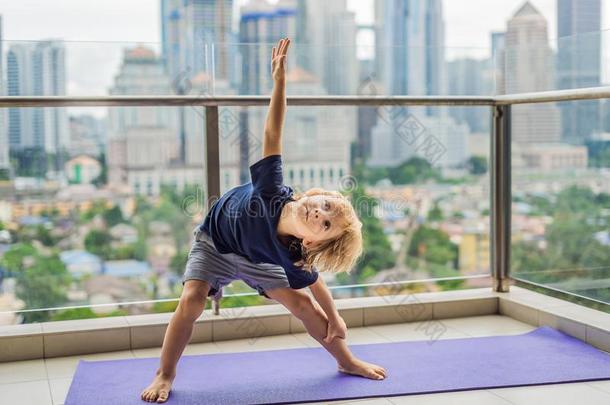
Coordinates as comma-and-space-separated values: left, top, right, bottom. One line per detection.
262, 37, 290, 159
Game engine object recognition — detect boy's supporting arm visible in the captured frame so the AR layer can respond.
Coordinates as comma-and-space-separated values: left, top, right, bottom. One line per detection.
263, 38, 290, 158
308, 275, 341, 323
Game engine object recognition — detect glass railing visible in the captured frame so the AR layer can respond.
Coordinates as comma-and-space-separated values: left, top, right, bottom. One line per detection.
501, 30, 610, 311
0, 35, 608, 324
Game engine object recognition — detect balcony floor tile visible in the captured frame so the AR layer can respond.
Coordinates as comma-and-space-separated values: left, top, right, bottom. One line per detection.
383, 389, 513, 404
0, 358, 47, 384
44, 349, 134, 380
0, 379, 53, 405
489, 381, 610, 405
4, 313, 609, 405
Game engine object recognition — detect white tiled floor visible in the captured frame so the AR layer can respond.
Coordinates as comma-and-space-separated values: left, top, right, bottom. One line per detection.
1, 315, 609, 405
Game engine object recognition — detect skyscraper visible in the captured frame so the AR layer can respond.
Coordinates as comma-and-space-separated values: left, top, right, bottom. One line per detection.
557, 0, 601, 144
0, 15, 9, 172
160, 0, 234, 83
239, 0, 297, 95
368, 0, 448, 167
447, 57, 491, 133
7, 40, 69, 172
282, 67, 353, 191
491, 31, 506, 94
237, 0, 297, 182
295, 0, 358, 95
504, 2, 561, 144
376, 0, 445, 98
107, 46, 206, 196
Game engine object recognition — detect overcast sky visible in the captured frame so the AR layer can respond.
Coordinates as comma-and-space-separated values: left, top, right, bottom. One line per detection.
1, 0, 608, 46
0, 0, 607, 115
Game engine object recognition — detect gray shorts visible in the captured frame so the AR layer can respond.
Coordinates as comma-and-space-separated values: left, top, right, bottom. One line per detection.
181, 227, 291, 299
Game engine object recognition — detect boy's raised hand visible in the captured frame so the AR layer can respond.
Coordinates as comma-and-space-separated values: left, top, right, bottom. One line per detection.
271, 37, 290, 82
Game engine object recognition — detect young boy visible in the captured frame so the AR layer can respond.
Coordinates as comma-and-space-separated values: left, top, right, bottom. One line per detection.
141, 37, 387, 403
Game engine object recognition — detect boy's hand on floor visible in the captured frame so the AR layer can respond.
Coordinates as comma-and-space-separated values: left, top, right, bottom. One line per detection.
323, 315, 347, 344
271, 37, 290, 82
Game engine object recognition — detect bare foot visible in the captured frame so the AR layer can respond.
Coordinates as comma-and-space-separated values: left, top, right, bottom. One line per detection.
338, 358, 387, 380
140, 369, 176, 403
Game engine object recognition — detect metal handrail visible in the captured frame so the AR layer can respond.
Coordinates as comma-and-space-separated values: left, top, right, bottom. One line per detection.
494, 86, 610, 105
0, 85, 609, 107
0, 95, 495, 107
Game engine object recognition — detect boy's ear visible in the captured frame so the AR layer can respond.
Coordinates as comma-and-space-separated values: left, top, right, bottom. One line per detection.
302, 239, 315, 249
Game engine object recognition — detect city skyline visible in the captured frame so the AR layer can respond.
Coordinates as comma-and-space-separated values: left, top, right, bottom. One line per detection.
1, 0, 607, 121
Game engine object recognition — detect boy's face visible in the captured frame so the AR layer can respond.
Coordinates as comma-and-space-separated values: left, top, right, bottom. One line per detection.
293, 194, 345, 247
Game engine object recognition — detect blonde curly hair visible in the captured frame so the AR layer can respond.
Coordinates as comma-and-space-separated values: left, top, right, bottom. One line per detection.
289, 187, 363, 275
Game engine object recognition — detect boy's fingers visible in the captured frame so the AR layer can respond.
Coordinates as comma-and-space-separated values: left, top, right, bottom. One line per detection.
278, 38, 285, 54
272, 46, 276, 59
279, 38, 289, 55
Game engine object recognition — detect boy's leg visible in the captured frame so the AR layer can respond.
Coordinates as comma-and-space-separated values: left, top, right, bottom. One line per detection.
141, 279, 211, 403
264, 287, 386, 380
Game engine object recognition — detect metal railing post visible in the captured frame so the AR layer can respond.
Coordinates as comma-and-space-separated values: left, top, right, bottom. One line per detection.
205, 106, 222, 314
491, 105, 512, 292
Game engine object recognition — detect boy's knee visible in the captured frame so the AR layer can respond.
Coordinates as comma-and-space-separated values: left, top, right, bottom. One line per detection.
178, 291, 207, 319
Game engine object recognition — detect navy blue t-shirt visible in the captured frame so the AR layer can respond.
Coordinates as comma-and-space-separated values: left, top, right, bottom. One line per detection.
199, 154, 319, 289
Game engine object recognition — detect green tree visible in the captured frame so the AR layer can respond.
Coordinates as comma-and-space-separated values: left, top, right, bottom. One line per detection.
512, 185, 610, 287
108, 244, 137, 260
171, 249, 190, 277
35, 225, 56, 246
103, 206, 125, 227
1, 243, 37, 275
555, 185, 597, 215
427, 202, 443, 222
409, 226, 458, 268
14, 253, 72, 323
92, 152, 108, 187
389, 157, 441, 185
51, 307, 128, 321
51, 307, 97, 321
336, 184, 396, 288
84, 229, 112, 259
466, 155, 488, 175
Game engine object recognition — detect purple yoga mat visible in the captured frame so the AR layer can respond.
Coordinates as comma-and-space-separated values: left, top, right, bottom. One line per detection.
64, 326, 610, 405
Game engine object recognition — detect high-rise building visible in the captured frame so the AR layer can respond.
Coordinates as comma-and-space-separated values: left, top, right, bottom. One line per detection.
491, 31, 506, 94
237, 0, 356, 190
160, 0, 234, 83
447, 57, 492, 133
376, 0, 445, 99
281, 67, 354, 191
7, 40, 69, 171
295, 0, 358, 95
557, 0, 601, 144
503, 2, 561, 144
239, 0, 297, 95
368, 0, 448, 167
0, 15, 9, 172
354, 60, 381, 164
107, 46, 204, 195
